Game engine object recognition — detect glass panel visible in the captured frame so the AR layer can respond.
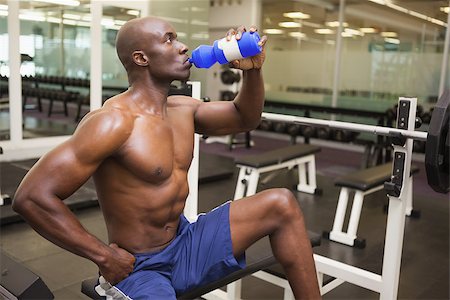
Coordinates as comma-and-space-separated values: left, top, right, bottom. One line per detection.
340, 1, 448, 114
101, 6, 139, 101
261, 1, 335, 107
19, 1, 90, 139
0, 1, 9, 141
149, 0, 210, 96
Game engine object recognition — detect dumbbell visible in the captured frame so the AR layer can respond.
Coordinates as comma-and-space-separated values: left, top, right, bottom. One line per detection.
220, 69, 241, 85
257, 120, 273, 131
273, 121, 287, 133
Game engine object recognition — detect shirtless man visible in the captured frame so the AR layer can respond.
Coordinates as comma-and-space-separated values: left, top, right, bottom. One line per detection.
13, 17, 320, 299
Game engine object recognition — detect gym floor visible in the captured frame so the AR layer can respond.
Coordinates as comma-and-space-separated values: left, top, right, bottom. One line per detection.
0, 132, 449, 299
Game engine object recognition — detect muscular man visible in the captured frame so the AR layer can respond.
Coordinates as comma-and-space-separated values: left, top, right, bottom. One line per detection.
13, 17, 320, 299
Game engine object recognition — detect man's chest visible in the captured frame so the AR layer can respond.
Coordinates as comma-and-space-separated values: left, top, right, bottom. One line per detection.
117, 115, 195, 182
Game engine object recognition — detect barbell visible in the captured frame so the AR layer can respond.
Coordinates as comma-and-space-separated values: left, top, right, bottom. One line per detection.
261, 91, 450, 194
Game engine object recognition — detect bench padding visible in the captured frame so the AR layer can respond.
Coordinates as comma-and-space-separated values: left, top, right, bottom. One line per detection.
81, 231, 321, 300
334, 163, 420, 191
235, 144, 321, 168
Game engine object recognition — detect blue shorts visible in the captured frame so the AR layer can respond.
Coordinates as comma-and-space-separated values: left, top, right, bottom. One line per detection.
103, 202, 246, 299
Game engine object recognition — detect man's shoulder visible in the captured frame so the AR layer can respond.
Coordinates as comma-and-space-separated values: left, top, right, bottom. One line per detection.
77, 103, 134, 138
167, 95, 199, 108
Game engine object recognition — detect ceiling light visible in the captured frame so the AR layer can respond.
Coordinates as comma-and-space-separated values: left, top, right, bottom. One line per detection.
63, 19, 77, 25
63, 13, 81, 20
47, 17, 61, 23
341, 32, 353, 37
19, 13, 46, 22
76, 21, 91, 27
289, 32, 306, 38
283, 12, 310, 19
263, 29, 284, 34
0, 10, 7, 17
370, 0, 446, 27
440, 7, 449, 14
384, 37, 400, 44
381, 31, 397, 37
360, 27, 378, 33
0, 4, 8, 10
326, 21, 348, 27
344, 28, 364, 36
314, 28, 334, 34
127, 10, 140, 16
279, 21, 301, 28
114, 20, 127, 26
36, 0, 80, 6
81, 15, 91, 21
101, 18, 115, 27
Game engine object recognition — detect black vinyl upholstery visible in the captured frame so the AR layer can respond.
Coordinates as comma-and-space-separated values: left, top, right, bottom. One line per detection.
235, 144, 321, 168
334, 163, 420, 191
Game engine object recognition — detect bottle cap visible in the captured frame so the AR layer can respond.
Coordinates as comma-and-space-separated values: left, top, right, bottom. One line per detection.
189, 45, 216, 68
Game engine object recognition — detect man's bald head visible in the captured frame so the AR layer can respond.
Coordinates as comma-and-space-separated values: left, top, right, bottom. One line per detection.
115, 17, 170, 72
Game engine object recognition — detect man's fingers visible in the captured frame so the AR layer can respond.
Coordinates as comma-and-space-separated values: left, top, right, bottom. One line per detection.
258, 35, 268, 47
226, 28, 236, 41
236, 25, 246, 39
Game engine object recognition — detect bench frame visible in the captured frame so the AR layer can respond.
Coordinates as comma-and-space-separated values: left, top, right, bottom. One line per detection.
329, 173, 414, 247
234, 153, 318, 199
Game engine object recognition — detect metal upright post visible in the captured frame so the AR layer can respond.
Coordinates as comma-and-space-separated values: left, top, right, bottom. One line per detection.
380, 98, 416, 299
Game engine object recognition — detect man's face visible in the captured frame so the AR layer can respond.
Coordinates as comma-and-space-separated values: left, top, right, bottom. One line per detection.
141, 19, 192, 82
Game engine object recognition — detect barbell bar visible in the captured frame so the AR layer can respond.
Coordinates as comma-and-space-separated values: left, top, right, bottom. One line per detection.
262, 112, 428, 141
261, 92, 449, 194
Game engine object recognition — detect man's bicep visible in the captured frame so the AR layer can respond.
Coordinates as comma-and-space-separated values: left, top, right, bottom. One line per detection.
25, 141, 102, 200
194, 101, 244, 135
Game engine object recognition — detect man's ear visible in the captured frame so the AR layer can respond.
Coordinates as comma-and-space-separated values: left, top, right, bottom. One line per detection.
132, 50, 149, 66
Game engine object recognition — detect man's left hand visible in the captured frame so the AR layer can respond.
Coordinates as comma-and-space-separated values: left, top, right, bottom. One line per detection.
227, 26, 267, 71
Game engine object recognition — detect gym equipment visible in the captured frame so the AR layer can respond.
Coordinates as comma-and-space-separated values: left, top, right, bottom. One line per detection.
220, 69, 241, 85
425, 89, 450, 194
0, 251, 54, 299
323, 163, 420, 248
189, 31, 262, 68
262, 95, 449, 194
260, 94, 448, 299
234, 144, 322, 196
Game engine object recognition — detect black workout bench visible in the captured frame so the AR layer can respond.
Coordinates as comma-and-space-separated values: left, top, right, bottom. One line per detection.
324, 162, 420, 248
234, 144, 322, 199
81, 232, 321, 299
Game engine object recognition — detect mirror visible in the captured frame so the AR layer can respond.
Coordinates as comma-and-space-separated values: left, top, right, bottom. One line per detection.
18, 1, 90, 138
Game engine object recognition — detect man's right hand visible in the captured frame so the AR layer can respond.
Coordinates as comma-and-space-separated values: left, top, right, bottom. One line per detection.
98, 243, 136, 285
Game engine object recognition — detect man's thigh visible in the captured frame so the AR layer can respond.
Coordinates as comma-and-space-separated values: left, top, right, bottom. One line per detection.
172, 202, 245, 295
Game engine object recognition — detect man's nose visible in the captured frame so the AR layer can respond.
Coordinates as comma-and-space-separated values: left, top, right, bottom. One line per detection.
179, 43, 188, 54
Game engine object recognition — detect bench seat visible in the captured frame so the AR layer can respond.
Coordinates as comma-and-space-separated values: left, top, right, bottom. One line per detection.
335, 163, 419, 191
235, 144, 321, 168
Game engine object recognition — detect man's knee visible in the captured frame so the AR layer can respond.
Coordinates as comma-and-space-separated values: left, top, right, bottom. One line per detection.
265, 188, 303, 223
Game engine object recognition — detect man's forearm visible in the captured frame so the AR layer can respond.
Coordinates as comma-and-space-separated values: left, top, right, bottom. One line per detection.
233, 68, 265, 129
13, 195, 111, 266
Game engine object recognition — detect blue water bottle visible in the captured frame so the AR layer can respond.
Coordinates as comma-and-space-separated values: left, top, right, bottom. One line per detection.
189, 31, 262, 68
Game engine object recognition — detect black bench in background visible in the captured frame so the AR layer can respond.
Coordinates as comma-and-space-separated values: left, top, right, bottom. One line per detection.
323, 163, 420, 248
